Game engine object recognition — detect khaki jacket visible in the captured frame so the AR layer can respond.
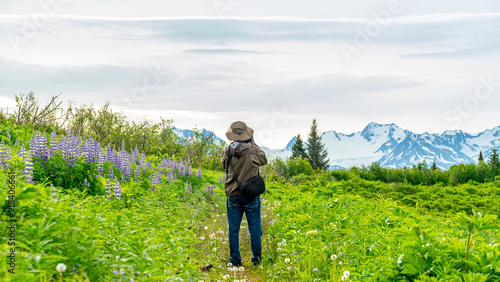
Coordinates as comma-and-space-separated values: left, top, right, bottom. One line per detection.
221, 141, 267, 197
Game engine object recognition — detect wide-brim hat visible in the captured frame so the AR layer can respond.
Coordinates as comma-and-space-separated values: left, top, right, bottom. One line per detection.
226, 121, 254, 141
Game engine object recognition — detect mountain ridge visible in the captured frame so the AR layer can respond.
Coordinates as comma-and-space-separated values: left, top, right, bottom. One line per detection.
262, 123, 500, 170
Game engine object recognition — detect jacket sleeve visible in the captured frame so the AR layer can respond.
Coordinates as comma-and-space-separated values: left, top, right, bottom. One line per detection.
256, 145, 268, 166
221, 146, 229, 170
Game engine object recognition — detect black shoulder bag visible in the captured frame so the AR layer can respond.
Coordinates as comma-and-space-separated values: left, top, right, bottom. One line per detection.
225, 146, 266, 200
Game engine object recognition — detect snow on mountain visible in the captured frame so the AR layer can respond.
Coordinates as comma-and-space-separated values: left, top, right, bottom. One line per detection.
263, 123, 500, 170
172, 127, 226, 144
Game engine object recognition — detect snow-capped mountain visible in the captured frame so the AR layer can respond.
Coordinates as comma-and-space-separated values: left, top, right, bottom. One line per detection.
172, 127, 226, 144
263, 122, 500, 170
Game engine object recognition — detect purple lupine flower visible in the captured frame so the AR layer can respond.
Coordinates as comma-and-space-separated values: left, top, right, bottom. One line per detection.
109, 166, 114, 179
94, 140, 102, 164
98, 151, 105, 176
105, 179, 112, 195
24, 156, 33, 184
124, 164, 132, 182
178, 160, 183, 174
184, 181, 189, 193
113, 178, 122, 200
134, 146, 139, 163
134, 166, 140, 182
198, 168, 202, 180
65, 136, 77, 168
0, 140, 6, 167
188, 182, 193, 193
18, 144, 26, 161
86, 138, 96, 164
106, 145, 112, 162
188, 168, 192, 177
39, 132, 48, 161
50, 130, 57, 157
141, 154, 146, 172
29, 133, 36, 156
5, 144, 12, 170
6, 129, 11, 142
83, 178, 90, 187
119, 148, 129, 173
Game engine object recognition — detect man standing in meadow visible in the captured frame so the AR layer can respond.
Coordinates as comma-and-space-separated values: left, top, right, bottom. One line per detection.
222, 121, 267, 267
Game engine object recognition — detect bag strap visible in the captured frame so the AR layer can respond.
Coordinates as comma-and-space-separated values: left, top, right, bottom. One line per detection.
225, 147, 240, 187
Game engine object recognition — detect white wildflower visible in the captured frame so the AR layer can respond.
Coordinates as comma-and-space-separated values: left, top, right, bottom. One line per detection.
56, 263, 67, 272
285, 258, 290, 263
397, 254, 404, 265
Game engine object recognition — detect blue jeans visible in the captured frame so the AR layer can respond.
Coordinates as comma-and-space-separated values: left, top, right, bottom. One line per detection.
226, 195, 262, 266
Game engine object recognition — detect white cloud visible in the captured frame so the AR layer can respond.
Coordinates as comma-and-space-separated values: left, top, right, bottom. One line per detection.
1, 10, 499, 148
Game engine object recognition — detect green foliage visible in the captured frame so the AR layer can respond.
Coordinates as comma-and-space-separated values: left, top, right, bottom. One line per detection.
306, 119, 329, 171
183, 128, 225, 171
262, 179, 500, 281
291, 134, 308, 160
269, 157, 314, 181
0, 165, 224, 281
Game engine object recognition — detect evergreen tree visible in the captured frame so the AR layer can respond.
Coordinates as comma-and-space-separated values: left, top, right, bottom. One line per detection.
488, 147, 500, 177
291, 134, 308, 159
306, 119, 329, 171
478, 151, 484, 162
431, 162, 437, 171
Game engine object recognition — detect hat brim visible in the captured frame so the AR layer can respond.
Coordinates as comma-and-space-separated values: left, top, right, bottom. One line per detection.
226, 127, 254, 141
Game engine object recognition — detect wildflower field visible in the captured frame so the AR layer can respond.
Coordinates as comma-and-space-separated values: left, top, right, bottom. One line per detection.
0, 119, 499, 281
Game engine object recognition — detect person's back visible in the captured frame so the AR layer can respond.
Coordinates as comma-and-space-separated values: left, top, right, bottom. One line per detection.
221, 121, 267, 266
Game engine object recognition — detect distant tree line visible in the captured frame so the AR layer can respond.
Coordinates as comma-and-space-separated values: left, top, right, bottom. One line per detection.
331, 149, 499, 185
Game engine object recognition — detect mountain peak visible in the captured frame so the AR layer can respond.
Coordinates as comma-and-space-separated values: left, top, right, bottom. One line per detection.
361, 122, 404, 142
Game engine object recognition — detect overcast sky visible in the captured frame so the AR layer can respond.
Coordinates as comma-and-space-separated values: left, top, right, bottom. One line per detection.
1, 0, 500, 148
